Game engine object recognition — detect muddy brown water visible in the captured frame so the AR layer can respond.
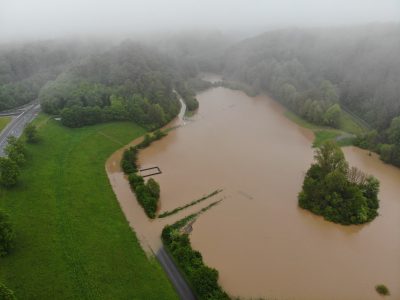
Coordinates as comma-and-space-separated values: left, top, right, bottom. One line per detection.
106, 83, 400, 299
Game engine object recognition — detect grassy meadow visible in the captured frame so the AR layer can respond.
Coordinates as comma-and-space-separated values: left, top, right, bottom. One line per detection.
0, 114, 178, 299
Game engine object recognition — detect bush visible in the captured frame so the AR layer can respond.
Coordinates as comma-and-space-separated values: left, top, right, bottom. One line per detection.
146, 178, 160, 199
153, 129, 167, 140
375, 284, 390, 296
121, 147, 138, 174
0, 210, 14, 256
4, 136, 26, 167
24, 123, 39, 143
128, 177, 159, 219
0, 283, 16, 300
0, 158, 20, 188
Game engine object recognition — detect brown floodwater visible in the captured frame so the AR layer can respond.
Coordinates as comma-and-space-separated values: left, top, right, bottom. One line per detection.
106, 83, 400, 299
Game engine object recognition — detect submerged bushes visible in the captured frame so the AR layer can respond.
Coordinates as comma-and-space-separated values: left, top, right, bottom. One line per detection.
128, 175, 159, 218
162, 212, 229, 300
159, 189, 222, 218
120, 130, 167, 218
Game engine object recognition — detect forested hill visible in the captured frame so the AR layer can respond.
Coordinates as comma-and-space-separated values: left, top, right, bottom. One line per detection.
39, 41, 183, 129
0, 40, 102, 111
222, 24, 400, 130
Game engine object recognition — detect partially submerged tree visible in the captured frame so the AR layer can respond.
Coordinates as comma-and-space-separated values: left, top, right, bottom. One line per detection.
299, 141, 380, 225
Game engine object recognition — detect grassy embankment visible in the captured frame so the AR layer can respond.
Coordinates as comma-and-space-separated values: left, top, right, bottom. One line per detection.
284, 109, 366, 147
0, 116, 12, 132
0, 114, 178, 299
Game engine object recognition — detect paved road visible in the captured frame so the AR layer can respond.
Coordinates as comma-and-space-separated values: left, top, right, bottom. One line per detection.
0, 102, 41, 156
156, 247, 196, 300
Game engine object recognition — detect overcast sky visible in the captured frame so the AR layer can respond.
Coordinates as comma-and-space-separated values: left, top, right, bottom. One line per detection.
0, 0, 399, 41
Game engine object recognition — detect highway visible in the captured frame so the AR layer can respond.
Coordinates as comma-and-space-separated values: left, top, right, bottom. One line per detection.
0, 102, 41, 156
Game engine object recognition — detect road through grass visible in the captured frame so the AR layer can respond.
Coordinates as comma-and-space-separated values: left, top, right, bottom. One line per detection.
0, 115, 178, 299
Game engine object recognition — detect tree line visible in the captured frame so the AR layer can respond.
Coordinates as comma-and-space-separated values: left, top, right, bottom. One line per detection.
39, 41, 201, 129
162, 212, 230, 300
0, 123, 38, 299
0, 40, 101, 111
120, 130, 166, 218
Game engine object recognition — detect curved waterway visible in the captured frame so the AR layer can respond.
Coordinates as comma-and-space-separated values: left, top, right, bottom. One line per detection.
106, 81, 400, 299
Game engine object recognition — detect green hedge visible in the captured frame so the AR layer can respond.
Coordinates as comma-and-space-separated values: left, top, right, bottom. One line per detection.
162, 211, 229, 300
120, 130, 167, 218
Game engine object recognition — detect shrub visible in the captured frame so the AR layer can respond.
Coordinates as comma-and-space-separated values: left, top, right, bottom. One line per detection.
4, 136, 26, 166
0, 210, 14, 256
153, 129, 167, 140
0, 158, 20, 188
121, 147, 138, 174
24, 123, 39, 143
146, 178, 160, 199
128, 175, 159, 218
375, 284, 390, 296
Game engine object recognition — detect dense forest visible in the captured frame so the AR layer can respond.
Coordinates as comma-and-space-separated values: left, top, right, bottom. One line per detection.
220, 24, 400, 166
0, 39, 202, 130
40, 42, 179, 129
0, 40, 103, 111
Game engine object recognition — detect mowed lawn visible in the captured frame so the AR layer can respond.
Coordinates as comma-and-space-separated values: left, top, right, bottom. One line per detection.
0, 115, 178, 300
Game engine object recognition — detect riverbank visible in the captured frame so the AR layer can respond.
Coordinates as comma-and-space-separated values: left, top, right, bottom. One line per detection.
0, 115, 178, 299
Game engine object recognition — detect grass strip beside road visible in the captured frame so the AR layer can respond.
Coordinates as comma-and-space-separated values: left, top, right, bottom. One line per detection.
0, 116, 12, 133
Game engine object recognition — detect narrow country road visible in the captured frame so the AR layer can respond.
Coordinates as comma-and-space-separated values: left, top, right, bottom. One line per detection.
156, 247, 196, 300
0, 101, 41, 156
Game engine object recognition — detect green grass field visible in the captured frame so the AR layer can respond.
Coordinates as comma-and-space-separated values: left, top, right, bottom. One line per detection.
284, 109, 366, 147
0, 116, 11, 132
0, 115, 178, 299
338, 110, 365, 135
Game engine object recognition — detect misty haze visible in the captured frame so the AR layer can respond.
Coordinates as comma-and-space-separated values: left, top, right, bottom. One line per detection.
0, 1, 399, 299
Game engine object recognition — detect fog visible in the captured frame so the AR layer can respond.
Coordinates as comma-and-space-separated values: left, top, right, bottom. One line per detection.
0, 0, 399, 41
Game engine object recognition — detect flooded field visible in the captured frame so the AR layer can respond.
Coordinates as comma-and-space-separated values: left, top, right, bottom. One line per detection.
107, 83, 400, 299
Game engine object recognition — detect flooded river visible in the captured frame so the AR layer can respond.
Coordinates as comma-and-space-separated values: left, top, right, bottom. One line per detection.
106, 81, 400, 299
